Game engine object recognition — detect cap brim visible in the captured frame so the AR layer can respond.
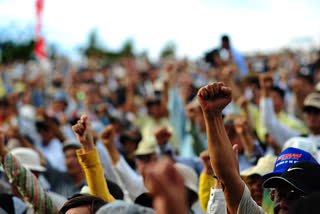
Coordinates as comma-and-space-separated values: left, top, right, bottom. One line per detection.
26, 165, 47, 173
303, 105, 320, 112
263, 176, 305, 193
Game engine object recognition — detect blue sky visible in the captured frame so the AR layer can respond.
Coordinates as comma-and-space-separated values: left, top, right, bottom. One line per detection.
0, 0, 319, 59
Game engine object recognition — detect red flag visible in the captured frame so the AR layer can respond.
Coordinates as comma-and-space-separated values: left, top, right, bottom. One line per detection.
34, 0, 47, 59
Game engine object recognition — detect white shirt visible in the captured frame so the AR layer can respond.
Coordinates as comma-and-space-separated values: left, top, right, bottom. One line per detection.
237, 183, 267, 214
113, 156, 147, 201
206, 188, 226, 214
39, 138, 66, 172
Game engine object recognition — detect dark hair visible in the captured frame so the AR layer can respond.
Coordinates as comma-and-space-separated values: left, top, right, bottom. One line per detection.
221, 35, 230, 42
119, 128, 142, 145
135, 193, 153, 208
271, 86, 285, 99
0, 97, 9, 108
35, 120, 50, 132
106, 179, 124, 200
204, 49, 220, 67
59, 195, 106, 214
187, 189, 198, 208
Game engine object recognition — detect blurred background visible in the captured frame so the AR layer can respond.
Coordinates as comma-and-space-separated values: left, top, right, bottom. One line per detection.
0, 0, 319, 62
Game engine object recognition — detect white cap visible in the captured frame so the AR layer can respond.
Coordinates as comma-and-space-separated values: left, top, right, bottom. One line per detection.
11, 148, 46, 172
174, 163, 198, 195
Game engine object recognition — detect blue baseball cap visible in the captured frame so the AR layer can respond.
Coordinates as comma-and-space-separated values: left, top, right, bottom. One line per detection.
262, 147, 318, 180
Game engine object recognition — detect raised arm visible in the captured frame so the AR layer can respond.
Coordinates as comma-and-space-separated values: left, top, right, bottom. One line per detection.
197, 82, 244, 214
259, 74, 299, 146
72, 115, 115, 202
101, 124, 146, 201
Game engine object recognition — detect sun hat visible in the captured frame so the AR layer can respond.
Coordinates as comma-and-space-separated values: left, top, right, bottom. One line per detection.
135, 142, 156, 157
303, 92, 320, 111
282, 137, 318, 160
11, 147, 46, 172
174, 162, 198, 195
62, 141, 81, 152
241, 155, 277, 177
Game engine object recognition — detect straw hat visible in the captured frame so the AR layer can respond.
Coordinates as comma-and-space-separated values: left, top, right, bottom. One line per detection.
240, 155, 276, 177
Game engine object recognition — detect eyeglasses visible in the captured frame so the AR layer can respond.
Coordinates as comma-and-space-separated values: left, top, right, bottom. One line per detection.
270, 188, 306, 202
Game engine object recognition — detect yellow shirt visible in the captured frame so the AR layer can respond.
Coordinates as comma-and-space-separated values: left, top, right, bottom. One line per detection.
77, 148, 115, 202
198, 172, 215, 211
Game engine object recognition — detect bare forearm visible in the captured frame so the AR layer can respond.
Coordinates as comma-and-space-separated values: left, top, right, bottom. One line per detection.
203, 112, 244, 214
105, 143, 120, 165
204, 113, 237, 180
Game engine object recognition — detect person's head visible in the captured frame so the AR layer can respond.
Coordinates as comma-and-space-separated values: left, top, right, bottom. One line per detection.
173, 163, 199, 208
96, 200, 155, 214
0, 97, 9, 118
263, 161, 320, 214
270, 86, 285, 114
302, 92, 320, 134
59, 194, 106, 214
241, 155, 277, 206
52, 91, 68, 112
36, 121, 55, 144
221, 35, 230, 49
135, 143, 158, 179
145, 96, 162, 119
11, 147, 46, 178
288, 192, 320, 214
63, 142, 83, 178
119, 128, 142, 157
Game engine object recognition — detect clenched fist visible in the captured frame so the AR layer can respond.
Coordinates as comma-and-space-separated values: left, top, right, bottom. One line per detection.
197, 82, 232, 115
100, 125, 115, 147
72, 115, 94, 152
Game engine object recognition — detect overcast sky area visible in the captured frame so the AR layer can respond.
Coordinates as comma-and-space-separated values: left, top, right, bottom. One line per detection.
0, 0, 320, 60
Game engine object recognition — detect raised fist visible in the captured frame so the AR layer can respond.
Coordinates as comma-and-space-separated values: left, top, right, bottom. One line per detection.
72, 115, 94, 150
100, 125, 115, 147
154, 126, 172, 145
234, 117, 248, 135
259, 73, 273, 90
185, 102, 197, 122
197, 82, 232, 115
200, 150, 213, 175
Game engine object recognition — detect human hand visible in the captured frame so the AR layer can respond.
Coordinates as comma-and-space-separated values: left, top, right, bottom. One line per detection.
154, 127, 172, 145
200, 150, 214, 175
259, 73, 273, 97
5, 126, 20, 139
72, 115, 95, 152
145, 157, 187, 214
236, 96, 249, 110
197, 82, 232, 116
234, 118, 248, 135
185, 102, 197, 122
99, 125, 115, 148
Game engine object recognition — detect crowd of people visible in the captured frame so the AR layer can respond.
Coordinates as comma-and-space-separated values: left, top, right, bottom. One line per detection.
0, 35, 319, 214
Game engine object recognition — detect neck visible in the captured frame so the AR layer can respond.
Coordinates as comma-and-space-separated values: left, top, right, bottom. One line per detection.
71, 171, 85, 185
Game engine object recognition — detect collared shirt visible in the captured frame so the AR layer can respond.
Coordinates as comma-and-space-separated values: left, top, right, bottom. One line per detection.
39, 138, 66, 172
